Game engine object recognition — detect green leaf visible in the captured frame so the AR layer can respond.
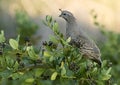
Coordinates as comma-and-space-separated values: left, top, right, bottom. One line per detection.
60, 38, 67, 45
66, 37, 71, 43
53, 22, 59, 32
13, 61, 19, 71
16, 35, 20, 42
106, 67, 112, 75
49, 35, 59, 44
34, 68, 45, 77
66, 69, 74, 77
0, 70, 12, 78
10, 73, 22, 80
51, 72, 58, 80
101, 60, 107, 68
25, 78, 35, 83
46, 15, 52, 22
6, 56, 15, 68
9, 39, 19, 50
49, 56, 54, 62
60, 62, 66, 76
92, 67, 97, 74
27, 46, 38, 60
0, 30, 5, 43
61, 66, 66, 76
101, 74, 111, 80
100, 68, 112, 80
43, 51, 51, 57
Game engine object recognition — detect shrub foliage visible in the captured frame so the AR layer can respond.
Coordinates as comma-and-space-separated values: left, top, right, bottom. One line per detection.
0, 15, 114, 85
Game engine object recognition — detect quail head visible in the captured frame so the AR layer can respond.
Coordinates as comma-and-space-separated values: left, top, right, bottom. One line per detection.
59, 9, 102, 66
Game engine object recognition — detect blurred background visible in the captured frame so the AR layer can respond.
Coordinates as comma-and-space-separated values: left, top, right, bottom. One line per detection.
0, 0, 119, 43
0, 0, 120, 84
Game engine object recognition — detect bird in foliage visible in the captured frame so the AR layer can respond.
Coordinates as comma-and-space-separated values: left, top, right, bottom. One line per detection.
59, 9, 102, 66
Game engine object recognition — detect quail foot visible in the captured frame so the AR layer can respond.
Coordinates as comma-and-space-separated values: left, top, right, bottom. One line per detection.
59, 9, 102, 66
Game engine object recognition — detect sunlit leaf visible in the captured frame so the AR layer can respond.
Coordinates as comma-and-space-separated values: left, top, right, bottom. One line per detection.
66, 37, 71, 43
44, 51, 51, 57
61, 66, 66, 76
101, 74, 111, 80
106, 67, 112, 75
51, 72, 58, 80
60, 62, 64, 68
92, 67, 97, 73
27, 46, 38, 60
53, 22, 59, 32
9, 39, 19, 50
0, 30, 5, 43
25, 78, 35, 83
16, 35, 20, 42
102, 60, 107, 68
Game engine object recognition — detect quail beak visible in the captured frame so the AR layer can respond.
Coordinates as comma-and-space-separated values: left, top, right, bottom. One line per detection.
59, 14, 62, 17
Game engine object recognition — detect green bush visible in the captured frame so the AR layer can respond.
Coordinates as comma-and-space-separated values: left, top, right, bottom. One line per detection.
100, 31, 120, 84
15, 10, 39, 44
0, 16, 112, 85
91, 10, 119, 85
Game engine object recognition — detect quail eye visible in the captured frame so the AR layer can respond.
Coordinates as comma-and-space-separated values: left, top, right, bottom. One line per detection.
63, 13, 66, 15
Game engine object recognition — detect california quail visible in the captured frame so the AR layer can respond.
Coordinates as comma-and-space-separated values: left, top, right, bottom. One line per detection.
59, 9, 102, 66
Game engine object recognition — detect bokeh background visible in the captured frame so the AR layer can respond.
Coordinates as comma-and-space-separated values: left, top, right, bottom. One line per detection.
0, 0, 119, 43
0, 0, 120, 84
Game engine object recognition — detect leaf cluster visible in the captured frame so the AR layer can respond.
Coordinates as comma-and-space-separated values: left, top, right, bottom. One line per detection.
0, 16, 112, 85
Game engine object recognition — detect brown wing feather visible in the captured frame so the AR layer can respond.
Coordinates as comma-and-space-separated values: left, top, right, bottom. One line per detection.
70, 34, 102, 66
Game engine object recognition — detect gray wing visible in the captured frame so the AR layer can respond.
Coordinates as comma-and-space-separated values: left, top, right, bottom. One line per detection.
70, 34, 102, 66
70, 34, 101, 58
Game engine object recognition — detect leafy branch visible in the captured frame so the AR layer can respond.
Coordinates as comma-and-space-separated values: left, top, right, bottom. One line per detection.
0, 15, 112, 85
